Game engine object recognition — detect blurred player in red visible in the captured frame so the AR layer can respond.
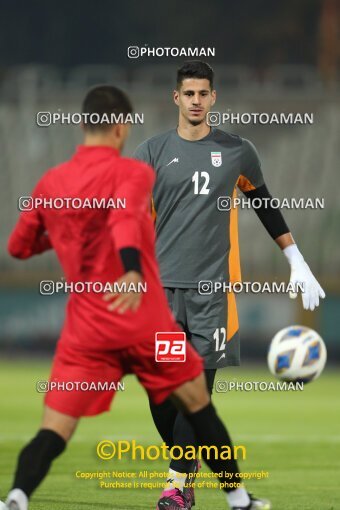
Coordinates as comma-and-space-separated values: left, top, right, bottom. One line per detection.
1, 86, 267, 510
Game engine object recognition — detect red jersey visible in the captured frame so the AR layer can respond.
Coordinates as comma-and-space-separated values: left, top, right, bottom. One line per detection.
8, 145, 177, 351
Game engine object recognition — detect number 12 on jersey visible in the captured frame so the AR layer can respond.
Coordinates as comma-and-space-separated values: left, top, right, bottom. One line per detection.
192, 171, 210, 195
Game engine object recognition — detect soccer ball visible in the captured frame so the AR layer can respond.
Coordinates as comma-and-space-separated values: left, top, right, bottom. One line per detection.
267, 325, 327, 383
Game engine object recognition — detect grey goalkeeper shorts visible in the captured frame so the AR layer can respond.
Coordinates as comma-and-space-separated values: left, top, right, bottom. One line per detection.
164, 287, 240, 369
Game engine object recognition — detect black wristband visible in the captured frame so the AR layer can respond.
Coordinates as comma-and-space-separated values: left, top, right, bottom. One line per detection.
119, 247, 142, 274
244, 184, 290, 239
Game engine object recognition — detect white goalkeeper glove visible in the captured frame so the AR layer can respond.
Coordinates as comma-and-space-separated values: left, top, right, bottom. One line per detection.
283, 244, 325, 311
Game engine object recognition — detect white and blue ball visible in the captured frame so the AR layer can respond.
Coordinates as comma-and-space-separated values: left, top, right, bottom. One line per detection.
267, 325, 327, 383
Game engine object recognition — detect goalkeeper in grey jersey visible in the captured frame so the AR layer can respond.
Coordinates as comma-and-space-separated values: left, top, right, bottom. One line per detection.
133, 61, 324, 510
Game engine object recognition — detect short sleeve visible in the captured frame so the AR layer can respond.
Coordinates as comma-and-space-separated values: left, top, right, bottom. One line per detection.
133, 141, 152, 166
238, 139, 264, 192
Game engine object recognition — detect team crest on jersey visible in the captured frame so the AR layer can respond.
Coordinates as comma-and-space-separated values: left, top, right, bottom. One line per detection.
211, 151, 222, 167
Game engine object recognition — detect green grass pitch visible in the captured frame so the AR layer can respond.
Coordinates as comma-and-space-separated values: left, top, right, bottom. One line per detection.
0, 359, 339, 510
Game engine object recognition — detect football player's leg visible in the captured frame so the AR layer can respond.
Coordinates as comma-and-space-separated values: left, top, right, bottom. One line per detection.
171, 368, 240, 477
166, 369, 215, 505
149, 397, 178, 447
171, 369, 215, 456
6, 343, 123, 510
172, 372, 270, 509
148, 370, 214, 453
6, 407, 77, 510
150, 371, 215, 509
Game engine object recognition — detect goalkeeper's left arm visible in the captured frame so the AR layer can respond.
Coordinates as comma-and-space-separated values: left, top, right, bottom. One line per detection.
243, 183, 325, 311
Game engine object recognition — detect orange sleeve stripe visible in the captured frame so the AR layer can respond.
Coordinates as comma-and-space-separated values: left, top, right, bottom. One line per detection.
227, 186, 240, 341
229, 187, 241, 284
237, 174, 256, 192
151, 196, 157, 221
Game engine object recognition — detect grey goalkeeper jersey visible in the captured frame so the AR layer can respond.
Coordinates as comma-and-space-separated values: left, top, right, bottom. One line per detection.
133, 128, 264, 288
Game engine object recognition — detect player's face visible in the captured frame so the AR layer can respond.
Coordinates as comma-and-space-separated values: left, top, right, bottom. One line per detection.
174, 79, 216, 126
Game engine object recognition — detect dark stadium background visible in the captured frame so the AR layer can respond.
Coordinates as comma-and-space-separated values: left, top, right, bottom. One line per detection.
0, 1, 322, 67
0, 0, 339, 362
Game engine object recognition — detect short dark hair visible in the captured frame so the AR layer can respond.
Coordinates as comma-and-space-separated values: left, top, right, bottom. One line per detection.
82, 85, 133, 132
176, 61, 214, 89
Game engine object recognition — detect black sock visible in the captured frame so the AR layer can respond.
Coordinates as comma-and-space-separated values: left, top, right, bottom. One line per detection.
149, 370, 217, 473
169, 369, 216, 472
149, 397, 178, 447
186, 403, 240, 492
12, 429, 66, 497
